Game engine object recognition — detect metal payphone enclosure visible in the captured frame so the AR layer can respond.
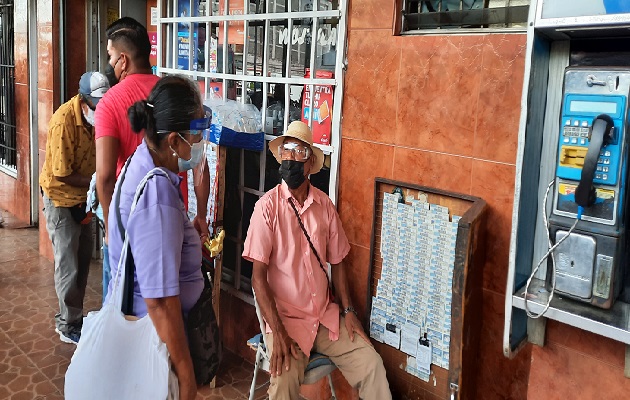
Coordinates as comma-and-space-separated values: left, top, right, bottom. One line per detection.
548, 67, 630, 309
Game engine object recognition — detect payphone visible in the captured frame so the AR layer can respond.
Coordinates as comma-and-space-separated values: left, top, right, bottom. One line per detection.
543, 68, 630, 309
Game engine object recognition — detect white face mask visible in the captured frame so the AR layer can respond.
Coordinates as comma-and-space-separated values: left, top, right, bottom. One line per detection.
171, 134, 205, 172
83, 108, 95, 126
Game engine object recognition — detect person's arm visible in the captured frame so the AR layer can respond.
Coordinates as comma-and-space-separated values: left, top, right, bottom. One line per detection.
56, 172, 91, 188
96, 136, 119, 241
251, 260, 299, 377
331, 261, 371, 344
144, 296, 196, 400
192, 164, 210, 239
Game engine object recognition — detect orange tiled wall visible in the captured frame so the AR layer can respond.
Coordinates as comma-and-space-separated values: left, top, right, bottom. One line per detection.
65, 0, 87, 102
341, 2, 630, 400
337, 0, 531, 399
36, 0, 59, 261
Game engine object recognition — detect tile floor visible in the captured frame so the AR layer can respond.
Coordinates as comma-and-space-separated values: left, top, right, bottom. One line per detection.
0, 211, 270, 399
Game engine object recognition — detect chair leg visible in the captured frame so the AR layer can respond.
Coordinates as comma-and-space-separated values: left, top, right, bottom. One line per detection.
327, 373, 337, 400
249, 350, 262, 400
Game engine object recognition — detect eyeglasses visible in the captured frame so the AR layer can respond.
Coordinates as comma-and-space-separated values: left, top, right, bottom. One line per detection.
278, 142, 311, 161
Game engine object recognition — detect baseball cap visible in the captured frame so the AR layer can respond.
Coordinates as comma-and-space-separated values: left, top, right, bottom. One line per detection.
79, 71, 109, 106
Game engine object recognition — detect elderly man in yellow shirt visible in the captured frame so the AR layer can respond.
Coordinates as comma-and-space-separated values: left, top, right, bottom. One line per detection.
40, 71, 109, 345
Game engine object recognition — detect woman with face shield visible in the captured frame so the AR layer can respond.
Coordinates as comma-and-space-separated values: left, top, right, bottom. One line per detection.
105, 76, 211, 400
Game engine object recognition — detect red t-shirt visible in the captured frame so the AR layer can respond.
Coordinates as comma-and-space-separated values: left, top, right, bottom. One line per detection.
95, 73, 160, 177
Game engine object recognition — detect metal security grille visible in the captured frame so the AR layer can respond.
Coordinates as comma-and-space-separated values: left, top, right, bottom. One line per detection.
157, 0, 347, 299
402, 0, 529, 31
0, 0, 16, 173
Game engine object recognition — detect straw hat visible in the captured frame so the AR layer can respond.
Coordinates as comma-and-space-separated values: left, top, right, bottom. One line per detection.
269, 121, 325, 174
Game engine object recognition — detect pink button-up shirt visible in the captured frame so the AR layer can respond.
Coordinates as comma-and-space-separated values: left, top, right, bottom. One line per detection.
243, 182, 351, 356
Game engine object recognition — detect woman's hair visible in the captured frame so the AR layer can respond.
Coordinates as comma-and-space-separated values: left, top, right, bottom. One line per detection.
128, 75, 203, 145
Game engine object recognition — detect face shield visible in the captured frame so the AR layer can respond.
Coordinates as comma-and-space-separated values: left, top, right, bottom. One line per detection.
185, 106, 212, 186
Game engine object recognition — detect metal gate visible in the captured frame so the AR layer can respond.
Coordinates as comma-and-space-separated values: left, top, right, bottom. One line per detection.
0, 0, 16, 173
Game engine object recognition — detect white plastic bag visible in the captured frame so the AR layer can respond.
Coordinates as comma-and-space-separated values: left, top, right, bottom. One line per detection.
64, 306, 171, 399
65, 168, 177, 400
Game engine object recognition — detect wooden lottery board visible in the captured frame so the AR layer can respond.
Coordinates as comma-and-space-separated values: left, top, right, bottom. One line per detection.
366, 178, 487, 400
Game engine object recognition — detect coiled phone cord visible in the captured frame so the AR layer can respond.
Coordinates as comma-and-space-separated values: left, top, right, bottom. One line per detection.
524, 180, 580, 319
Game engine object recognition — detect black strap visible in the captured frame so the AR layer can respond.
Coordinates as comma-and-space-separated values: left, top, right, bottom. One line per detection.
287, 197, 333, 295
575, 114, 614, 207
115, 155, 136, 315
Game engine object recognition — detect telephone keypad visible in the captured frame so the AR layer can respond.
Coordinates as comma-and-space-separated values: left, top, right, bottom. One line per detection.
596, 173, 603, 179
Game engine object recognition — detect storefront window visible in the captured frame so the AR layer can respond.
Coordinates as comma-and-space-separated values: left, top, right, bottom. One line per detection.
157, 0, 346, 297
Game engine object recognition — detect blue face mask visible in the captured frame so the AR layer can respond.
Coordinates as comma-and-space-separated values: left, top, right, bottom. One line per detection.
171, 134, 205, 172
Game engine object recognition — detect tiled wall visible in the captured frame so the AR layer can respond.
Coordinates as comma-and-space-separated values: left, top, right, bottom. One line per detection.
37, 0, 58, 261
0, 0, 31, 223
65, 0, 86, 102
527, 320, 630, 399
340, 2, 630, 400
337, 0, 532, 398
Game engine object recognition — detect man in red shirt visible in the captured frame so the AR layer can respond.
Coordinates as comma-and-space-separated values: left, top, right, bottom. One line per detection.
95, 17, 209, 301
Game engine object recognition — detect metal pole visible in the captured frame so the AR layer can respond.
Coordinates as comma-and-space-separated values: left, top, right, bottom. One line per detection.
28, 0, 39, 223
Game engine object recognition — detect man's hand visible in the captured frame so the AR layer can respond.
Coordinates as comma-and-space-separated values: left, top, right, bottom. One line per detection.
192, 215, 210, 243
270, 327, 300, 377
344, 312, 371, 345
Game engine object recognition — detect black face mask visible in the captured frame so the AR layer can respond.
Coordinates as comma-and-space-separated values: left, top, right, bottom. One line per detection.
279, 160, 306, 189
104, 62, 119, 87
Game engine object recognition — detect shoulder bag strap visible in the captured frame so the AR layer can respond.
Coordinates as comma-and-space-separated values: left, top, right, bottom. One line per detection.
112, 167, 176, 314
114, 154, 136, 314
287, 198, 334, 297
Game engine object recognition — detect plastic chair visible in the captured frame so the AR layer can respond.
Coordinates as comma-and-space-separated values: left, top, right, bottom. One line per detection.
248, 291, 337, 400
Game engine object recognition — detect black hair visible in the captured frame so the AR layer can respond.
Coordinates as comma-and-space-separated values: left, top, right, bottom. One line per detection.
106, 17, 151, 69
128, 76, 203, 145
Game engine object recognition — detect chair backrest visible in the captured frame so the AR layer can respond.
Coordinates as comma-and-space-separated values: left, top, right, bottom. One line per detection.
251, 289, 267, 339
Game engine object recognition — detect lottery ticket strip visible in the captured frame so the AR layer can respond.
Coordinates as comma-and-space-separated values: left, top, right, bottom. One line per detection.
370, 192, 460, 382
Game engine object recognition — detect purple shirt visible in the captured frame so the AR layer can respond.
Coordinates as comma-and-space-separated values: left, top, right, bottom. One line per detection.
106, 140, 204, 317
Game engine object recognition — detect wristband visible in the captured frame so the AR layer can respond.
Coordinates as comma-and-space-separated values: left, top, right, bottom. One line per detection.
342, 306, 357, 316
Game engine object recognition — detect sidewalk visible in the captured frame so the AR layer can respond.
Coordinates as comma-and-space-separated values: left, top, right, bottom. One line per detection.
0, 211, 267, 399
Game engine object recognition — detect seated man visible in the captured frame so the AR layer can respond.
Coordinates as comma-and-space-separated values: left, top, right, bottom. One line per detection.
243, 121, 392, 400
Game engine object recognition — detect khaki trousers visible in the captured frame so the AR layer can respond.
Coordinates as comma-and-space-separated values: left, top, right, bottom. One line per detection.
43, 195, 93, 334
266, 316, 392, 400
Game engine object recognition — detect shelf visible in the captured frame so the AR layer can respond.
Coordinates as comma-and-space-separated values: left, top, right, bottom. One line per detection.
512, 278, 630, 345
